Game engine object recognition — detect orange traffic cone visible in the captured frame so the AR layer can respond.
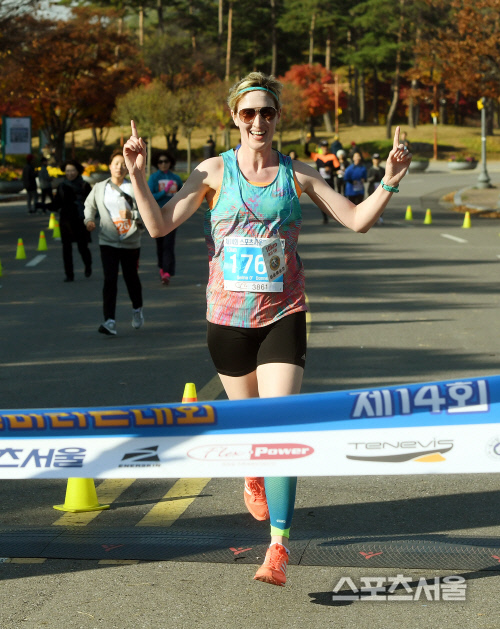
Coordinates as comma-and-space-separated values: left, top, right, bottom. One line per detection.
182, 383, 197, 403
15, 238, 26, 259
53, 478, 110, 513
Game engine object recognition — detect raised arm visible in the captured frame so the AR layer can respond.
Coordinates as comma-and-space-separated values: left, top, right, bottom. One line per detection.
296, 126, 412, 232
123, 121, 221, 238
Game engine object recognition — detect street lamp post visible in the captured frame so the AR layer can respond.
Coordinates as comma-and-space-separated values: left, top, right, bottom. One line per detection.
431, 111, 438, 160
477, 97, 491, 189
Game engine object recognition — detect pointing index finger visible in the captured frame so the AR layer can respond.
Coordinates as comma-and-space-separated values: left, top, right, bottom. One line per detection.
131, 120, 139, 138
393, 126, 400, 150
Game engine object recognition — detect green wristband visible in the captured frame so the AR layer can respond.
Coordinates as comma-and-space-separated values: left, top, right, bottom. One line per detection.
381, 179, 399, 193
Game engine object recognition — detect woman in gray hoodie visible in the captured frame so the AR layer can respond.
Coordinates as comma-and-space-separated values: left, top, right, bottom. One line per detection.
84, 149, 144, 336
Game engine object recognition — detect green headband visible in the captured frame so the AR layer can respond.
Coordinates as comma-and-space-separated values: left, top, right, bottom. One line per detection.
236, 86, 279, 101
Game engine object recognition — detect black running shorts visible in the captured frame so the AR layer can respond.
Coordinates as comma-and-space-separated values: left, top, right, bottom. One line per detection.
206, 311, 307, 377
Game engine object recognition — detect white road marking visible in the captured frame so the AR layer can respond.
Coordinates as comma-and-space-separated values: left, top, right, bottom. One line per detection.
441, 234, 468, 244
26, 254, 47, 267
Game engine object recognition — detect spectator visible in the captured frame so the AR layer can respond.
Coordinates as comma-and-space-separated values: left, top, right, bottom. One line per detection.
400, 131, 411, 153
330, 135, 343, 156
367, 153, 385, 225
38, 157, 53, 213
203, 135, 217, 160
22, 154, 38, 214
344, 151, 367, 205
348, 141, 361, 160
287, 150, 299, 160
52, 160, 92, 282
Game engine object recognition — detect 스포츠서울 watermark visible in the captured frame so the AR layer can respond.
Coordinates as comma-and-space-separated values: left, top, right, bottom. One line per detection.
332, 574, 467, 602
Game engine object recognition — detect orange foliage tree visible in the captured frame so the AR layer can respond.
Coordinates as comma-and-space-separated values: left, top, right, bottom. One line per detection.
281, 64, 336, 135
413, 0, 500, 131
0, 8, 145, 162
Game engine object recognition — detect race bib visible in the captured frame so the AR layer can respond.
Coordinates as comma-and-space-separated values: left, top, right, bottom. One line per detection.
223, 236, 285, 293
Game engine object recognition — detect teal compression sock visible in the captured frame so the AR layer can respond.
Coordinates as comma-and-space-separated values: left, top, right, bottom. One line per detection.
264, 476, 297, 532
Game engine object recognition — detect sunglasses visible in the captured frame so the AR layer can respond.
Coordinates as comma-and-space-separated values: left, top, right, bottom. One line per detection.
238, 106, 278, 124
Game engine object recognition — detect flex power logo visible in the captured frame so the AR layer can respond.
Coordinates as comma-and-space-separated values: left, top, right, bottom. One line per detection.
346, 439, 453, 463
188, 443, 314, 461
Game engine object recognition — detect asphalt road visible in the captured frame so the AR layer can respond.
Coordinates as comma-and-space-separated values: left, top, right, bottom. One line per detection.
1, 163, 500, 629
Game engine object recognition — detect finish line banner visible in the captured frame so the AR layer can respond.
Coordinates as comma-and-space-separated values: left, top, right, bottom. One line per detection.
1, 375, 500, 479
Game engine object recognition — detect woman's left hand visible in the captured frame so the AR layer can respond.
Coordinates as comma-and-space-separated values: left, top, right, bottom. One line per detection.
383, 126, 412, 187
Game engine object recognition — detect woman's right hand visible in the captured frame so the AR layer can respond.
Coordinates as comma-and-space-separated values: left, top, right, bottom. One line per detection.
123, 120, 147, 177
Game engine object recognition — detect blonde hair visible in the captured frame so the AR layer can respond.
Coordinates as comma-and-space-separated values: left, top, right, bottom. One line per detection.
227, 72, 282, 112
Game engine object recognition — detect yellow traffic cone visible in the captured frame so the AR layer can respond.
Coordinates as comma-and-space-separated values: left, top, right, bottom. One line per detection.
462, 211, 471, 229
53, 478, 110, 513
52, 220, 61, 240
15, 238, 26, 260
405, 205, 413, 220
48, 212, 56, 229
182, 383, 197, 403
0, 258, 3, 278
37, 231, 48, 251
423, 209, 432, 225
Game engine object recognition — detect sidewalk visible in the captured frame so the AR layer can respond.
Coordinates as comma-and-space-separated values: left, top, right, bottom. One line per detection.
453, 185, 500, 213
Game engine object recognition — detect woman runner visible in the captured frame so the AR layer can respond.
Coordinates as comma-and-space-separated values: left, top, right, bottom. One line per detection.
123, 72, 412, 587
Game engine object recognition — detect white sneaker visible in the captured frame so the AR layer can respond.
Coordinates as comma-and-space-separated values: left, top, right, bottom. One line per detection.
132, 308, 144, 329
98, 319, 117, 335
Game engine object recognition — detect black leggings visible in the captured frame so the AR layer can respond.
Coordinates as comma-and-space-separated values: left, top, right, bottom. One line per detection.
155, 229, 177, 276
100, 245, 142, 320
207, 311, 307, 377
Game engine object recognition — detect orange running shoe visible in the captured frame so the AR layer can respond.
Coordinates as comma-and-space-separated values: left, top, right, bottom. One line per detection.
244, 477, 269, 521
254, 543, 289, 587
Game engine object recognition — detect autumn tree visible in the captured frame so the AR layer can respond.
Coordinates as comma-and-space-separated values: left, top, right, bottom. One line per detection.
0, 9, 144, 162
282, 64, 336, 135
414, 0, 500, 134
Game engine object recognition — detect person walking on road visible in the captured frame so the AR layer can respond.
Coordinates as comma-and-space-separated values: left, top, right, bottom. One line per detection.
52, 160, 92, 282
148, 152, 183, 285
38, 156, 53, 213
22, 154, 38, 214
123, 71, 412, 588
84, 149, 145, 336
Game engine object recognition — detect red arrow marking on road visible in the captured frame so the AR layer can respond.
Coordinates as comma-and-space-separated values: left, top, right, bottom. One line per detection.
102, 544, 124, 552
359, 551, 383, 559
229, 547, 252, 556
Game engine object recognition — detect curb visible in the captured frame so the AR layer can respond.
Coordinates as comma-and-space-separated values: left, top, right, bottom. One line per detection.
453, 187, 499, 213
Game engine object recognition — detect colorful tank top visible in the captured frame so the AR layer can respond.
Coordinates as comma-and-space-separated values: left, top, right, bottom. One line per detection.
204, 149, 306, 328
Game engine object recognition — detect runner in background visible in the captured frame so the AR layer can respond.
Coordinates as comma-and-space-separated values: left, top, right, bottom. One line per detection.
123, 71, 412, 587
304, 137, 340, 223
148, 152, 183, 285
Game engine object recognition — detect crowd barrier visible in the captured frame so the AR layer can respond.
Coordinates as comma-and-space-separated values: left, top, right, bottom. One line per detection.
1, 374, 499, 479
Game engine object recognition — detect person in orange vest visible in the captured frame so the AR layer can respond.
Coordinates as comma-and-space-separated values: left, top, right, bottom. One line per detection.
305, 138, 340, 223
